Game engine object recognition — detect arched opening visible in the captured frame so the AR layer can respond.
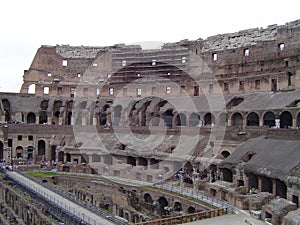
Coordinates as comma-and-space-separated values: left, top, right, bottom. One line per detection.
275, 179, 287, 198
113, 105, 122, 126
280, 111, 293, 128
27, 112, 36, 124
173, 202, 182, 211
150, 158, 159, 169
100, 113, 107, 125
176, 113, 187, 126
50, 145, 56, 161
58, 151, 64, 162
65, 101, 73, 125
40, 100, 49, 110
0, 141, 3, 161
16, 146, 23, 159
189, 113, 200, 127
39, 111, 48, 124
261, 176, 273, 194
263, 111, 275, 127
247, 112, 259, 126
221, 150, 230, 159
138, 157, 147, 167
231, 112, 243, 127
127, 156, 136, 166
219, 113, 227, 126
163, 109, 173, 128
248, 173, 258, 191
204, 113, 215, 126
157, 197, 168, 215
53, 111, 60, 125
144, 193, 153, 204
81, 154, 89, 163
222, 168, 233, 182
38, 140, 46, 156
28, 84, 36, 94
187, 206, 196, 214
2, 99, 11, 122
27, 146, 34, 160
15, 112, 24, 123
184, 161, 194, 175
92, 154, 101, 162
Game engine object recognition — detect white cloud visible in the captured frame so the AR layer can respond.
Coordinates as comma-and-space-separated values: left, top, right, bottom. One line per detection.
0, 0, 300, 92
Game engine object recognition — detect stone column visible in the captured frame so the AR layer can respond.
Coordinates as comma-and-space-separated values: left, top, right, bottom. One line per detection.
272, 180, 276, 196
258, 177, 263, 192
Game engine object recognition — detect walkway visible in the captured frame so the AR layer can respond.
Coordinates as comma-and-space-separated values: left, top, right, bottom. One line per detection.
6, 171, 116, 225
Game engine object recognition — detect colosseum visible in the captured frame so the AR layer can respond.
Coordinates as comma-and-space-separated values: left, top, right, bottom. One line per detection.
1, 19, 300, 225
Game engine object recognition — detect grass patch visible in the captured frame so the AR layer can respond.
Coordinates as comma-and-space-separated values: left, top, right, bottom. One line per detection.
25, 171, 56, 177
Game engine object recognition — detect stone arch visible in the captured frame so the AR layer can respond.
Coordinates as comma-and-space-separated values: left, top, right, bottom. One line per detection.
173, 202, 183, 211
163, 109, 173, 128
189, 113, 200, 127
247, 112, 259, 126
16, 146, 23, 158
263, 111, 275, 127
218, 112, 227, 126
221, 150, 230, 159
39, 111, 48, 124
53, 100, 62, 125
184, 161, 194, 174
58, 151, 64, 162
157, 196, 168, 215
112, 105, 122, 126
138, 157, 147, 167
280, 111, 293, 128
27, 112, 36, 124
176, 113, 187, 126
0, 141, 4, 161
15, 112, 24, 123
27, 146, 34, 160
187, 206, 196, 214
144, 193, 153, 204
28, 84, 36, 94
40, 100, 49, 110
65, 101, 73, 125
38, 140, 46, 156
204, 113, 215, 126
81, 154, 89, 163
231, 112, 243, 127
127, 156, 136, 166
2, 99, 11, 122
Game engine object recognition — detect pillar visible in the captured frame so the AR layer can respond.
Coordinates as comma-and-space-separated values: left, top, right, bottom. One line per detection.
93, 117, 97, 125
258, 177, 263, 192
272, 180, 276, 196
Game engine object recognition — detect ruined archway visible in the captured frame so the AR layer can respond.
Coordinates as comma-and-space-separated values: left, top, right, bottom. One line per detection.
163, 109, 173, 128
231, 112, 243, 127
219, 113, 227, 126
248, 173, 258, 191
27, 146, 34, 160
65, 101, 73, 125
187, 206, 196, 214
27, 112, 36, 124
263, 111, 275, 127
204, 113, 215, 126
280, 111, 293, 128
138, 157, 147, 167
222, 168, 233, 182
112, 105, 122, 126
38, 140, 46, 156
58, 151, 64, 162
176, 113, 187, 126
144, 193, 153, 204
157, 197, 168, 215
173, 202, 183, 211
16, 146, 23, 158
2, 99, 11, 122
39, 111, 48, 124
127, 156, 136, 166
247, 112, 259, 126
189, 113, 200, 127
221, 150, 230, 159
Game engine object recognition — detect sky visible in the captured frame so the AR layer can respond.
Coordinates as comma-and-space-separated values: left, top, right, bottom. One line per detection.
0, 0, 300, 93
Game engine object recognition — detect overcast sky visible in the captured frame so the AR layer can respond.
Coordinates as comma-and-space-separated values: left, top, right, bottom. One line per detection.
0, 0, 299, 92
